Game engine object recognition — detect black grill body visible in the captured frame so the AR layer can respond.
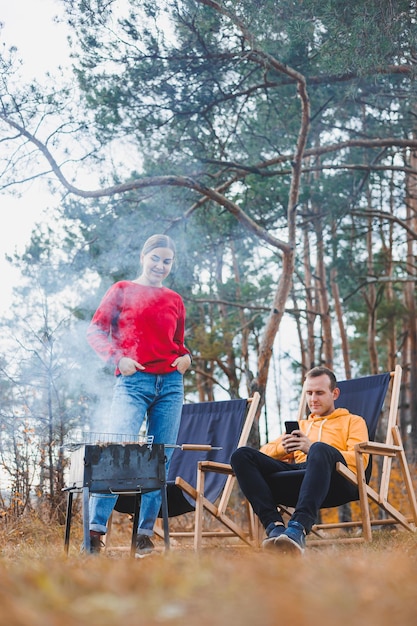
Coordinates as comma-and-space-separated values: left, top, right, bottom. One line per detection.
63, 443, 169, 556
68, 443, 166, 493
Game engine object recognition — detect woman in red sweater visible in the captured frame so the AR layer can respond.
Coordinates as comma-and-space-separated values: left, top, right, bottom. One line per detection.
86, 234, 192, 556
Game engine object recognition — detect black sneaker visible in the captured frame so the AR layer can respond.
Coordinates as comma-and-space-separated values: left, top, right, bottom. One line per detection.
90, 532, 105, 553
135, 534, 155, 558
81, 531, 105, 554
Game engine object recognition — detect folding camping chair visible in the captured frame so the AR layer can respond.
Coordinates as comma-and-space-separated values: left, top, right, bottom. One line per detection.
107, 392, 260, 551
272, 365, 417, 543
320, 364, 417, 542
194, 366, 417, 546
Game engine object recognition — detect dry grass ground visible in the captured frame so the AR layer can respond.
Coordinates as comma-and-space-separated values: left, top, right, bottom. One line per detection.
1, 513, 417, 626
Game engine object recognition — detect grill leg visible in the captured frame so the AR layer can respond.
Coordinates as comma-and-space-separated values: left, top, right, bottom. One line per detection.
82, 487, 91, 553
130, 493, 140, 558
64, 491, 73, 555
161, 484, 170, 551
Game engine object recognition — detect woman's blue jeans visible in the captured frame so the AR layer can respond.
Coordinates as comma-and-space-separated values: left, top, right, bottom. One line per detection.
89, 370, 184, 536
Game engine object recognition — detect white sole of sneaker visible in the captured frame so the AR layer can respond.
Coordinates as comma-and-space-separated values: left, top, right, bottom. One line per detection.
135, 551, 155, 559
262, 535, 285, 550
272, 535, 305, 555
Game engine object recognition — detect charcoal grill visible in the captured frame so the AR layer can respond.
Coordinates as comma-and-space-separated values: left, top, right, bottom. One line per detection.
63, 440, 169, 556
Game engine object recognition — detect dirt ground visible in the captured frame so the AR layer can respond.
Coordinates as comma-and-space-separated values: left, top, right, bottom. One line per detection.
1, 512, 417, 626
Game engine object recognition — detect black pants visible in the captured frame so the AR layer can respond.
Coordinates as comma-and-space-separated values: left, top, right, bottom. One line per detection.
231, 442, 359, 533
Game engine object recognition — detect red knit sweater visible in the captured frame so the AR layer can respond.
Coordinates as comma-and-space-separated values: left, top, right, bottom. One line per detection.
87, 281, 190, 375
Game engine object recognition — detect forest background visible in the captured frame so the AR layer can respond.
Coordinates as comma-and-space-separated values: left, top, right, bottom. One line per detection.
0, 0, 417, 524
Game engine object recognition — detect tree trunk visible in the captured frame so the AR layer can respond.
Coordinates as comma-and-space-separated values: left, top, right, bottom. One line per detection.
314, 211, 333, 368
303, 216, 317, 371
404, 141, 417, 458
330, 267, 352, 379
365, 185, 379, 374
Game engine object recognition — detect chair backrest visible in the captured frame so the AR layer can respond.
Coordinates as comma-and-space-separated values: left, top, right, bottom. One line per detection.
297, 370, 393, 483
335, 372, 391, 440
297, 371, 391, 439
167, 398, 249, 505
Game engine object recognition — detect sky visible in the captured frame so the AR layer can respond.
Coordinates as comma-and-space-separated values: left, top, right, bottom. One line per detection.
0, 0, 299, 438
0, 0, 70, 313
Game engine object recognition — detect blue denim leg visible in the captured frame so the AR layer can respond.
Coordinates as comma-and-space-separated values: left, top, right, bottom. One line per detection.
89, 493, 119, 534
138, 371, 184, 535
89, 370, 184, 535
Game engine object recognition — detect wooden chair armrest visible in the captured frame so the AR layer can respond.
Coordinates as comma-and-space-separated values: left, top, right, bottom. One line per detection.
335, 462, 357, 483
174, 476, 198, 501
197, 461, 235, 475
355, 441, 401, 456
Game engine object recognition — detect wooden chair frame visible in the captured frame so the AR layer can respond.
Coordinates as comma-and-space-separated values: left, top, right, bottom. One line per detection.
169, 392, 260, 550
194, 366, 417, 548
283, 365, 417, 544
106, 393, 260, 551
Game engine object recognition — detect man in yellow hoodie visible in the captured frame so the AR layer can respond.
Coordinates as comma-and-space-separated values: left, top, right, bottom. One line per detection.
231, 366, 368, 554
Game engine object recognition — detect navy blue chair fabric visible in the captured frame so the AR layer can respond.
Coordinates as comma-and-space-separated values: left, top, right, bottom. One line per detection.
266, 372, 391, 509
115, 398, 248, 517
334, 372, 391, 441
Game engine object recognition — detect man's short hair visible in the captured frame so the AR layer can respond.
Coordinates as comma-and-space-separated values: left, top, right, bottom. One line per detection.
305, 366, 337, 391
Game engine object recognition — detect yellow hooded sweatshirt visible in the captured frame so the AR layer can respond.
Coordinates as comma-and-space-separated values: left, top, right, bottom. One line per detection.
260, 408, 369, 475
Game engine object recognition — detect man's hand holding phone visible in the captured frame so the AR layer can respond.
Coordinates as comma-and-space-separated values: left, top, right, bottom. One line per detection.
282, 420, 311, 454
285, 421, 300, 435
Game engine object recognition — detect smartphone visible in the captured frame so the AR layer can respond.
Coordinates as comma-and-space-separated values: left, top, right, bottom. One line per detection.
284, 420, 300, 434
